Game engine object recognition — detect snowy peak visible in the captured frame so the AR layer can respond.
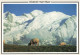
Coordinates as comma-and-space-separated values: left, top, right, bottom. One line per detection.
4, 11, 11, 18
30, 10, 44, 17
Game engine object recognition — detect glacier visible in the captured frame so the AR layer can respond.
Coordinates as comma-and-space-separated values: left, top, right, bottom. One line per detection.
3, 10, 77, 46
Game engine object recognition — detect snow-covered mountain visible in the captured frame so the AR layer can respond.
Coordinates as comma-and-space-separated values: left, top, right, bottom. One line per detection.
3, 10, 77, 46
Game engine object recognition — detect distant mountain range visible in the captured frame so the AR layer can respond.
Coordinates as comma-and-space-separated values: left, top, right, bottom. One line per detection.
3, 10, 77, 46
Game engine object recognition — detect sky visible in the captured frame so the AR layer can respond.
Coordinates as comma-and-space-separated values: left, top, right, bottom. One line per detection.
4, 4, 76, 16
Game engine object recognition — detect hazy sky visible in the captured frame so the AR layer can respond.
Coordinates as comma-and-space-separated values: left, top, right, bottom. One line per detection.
4, 4, 76, 16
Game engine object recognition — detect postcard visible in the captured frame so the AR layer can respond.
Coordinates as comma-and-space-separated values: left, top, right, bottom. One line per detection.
0, 0, 80, 55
